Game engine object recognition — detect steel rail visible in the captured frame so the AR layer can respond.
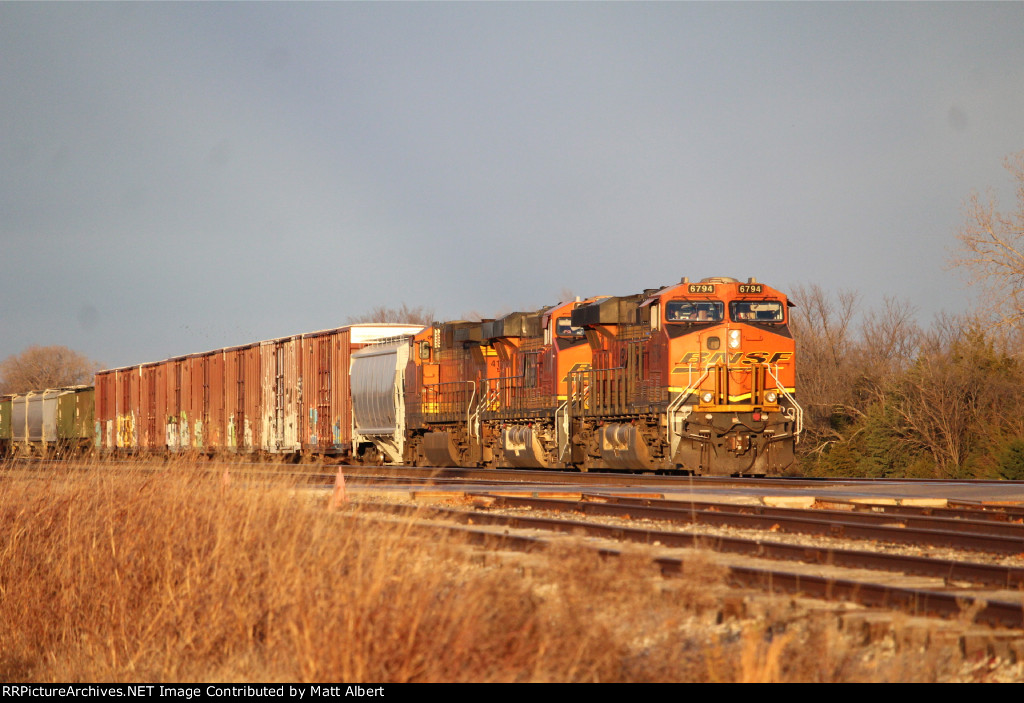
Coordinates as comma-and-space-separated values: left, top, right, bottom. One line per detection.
352, 502, 1024, 588
589, 495, 1024, 539
479, 494, 1024, 555
348, 503, 1024, 629
9, 456, 1024, 495
815, 498, 1024, 522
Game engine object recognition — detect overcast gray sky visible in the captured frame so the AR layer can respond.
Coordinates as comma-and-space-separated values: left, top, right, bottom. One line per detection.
3, 2, 1023, 369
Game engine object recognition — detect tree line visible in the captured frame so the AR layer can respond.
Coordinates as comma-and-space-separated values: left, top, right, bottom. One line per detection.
791, 286, 1024, 478
0, 346, 100, 396
794, 150, 1024, 479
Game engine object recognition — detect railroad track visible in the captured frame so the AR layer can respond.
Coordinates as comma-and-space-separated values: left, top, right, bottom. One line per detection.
478, 494, 1024, 554
12, 456, 1024, 489
341, 493, 1024, 632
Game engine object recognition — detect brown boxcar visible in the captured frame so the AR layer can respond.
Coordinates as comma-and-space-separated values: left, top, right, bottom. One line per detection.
299, 328, 353, 453
222, 343, 262, 452
94, 324, 422, 458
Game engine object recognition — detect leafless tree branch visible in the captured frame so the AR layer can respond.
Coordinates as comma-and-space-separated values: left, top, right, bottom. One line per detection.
0, 345, 102, 394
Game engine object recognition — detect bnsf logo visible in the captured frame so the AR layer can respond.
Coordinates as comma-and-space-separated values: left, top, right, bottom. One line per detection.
561, 362, 592, 383
674, 351, 793, 368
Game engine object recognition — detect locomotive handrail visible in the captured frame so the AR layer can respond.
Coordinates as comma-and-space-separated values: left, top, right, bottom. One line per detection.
677, 365, 712, 404
554, 399, 570, 462
466, 382, 479, 439
479, 373, 553, 415
667, 366, 710, 457
486, 385, 501, 411
566, 365, 629, 416
567, 375, 591, 413
420, 380, 477, 417
765, 364, 803, 441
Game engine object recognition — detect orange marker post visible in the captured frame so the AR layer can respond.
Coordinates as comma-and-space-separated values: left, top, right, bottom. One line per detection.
328, 467, 348, 510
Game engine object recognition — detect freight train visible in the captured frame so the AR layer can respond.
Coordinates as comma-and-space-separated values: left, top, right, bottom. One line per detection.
1, 276, 801, 475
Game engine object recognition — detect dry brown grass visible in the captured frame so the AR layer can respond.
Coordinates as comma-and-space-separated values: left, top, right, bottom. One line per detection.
0, 463, 998, 682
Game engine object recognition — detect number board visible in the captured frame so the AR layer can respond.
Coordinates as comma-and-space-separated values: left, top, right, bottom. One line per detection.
738, 284, 763, 294
687, 284, 715, 294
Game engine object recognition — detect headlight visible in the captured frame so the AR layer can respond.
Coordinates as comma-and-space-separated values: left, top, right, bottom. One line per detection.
701, 391, 714, 403
765, 391, 778, 403
728, 329, 741, 349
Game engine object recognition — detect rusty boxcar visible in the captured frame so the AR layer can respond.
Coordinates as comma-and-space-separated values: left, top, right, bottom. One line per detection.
95, 324, 422, 458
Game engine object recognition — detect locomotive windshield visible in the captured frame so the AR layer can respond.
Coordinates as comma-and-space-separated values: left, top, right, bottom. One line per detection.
665, 300, 724, 322
730, 300, 784, 322
555, 317, 585, 338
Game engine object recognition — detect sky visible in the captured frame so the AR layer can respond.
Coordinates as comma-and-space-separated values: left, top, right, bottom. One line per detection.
2, 2, 1024, 370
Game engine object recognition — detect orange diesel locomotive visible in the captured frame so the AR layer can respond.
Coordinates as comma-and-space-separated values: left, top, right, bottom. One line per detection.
349, 277, 801, 475
395, 298, 598, 469
565, 276, 800, 474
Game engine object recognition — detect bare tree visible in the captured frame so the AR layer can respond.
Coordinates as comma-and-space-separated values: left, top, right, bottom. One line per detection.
854, 296, 921, 402
788, 284, 863, 448
346, 303, 435, 326
891, 334, 977, 476
459, 310, 485, 323
951, 150, 1024, 329
890, 318, 1024, 477
0, 345, 101, 394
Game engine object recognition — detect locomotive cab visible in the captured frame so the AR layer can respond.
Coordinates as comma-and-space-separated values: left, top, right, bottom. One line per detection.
567, 277, 802, 475
661, 277, 801, 475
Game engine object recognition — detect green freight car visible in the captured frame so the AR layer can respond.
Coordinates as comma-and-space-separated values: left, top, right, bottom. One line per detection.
58, 386, 94, 453
0, 395, 11, 458
6, 386, 94, 456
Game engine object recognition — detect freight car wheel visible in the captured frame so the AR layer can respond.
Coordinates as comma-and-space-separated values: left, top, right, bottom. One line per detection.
356, 445, 384, 466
